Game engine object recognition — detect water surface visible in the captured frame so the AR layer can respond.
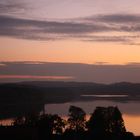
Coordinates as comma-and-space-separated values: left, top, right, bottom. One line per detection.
45, 100, 140, 135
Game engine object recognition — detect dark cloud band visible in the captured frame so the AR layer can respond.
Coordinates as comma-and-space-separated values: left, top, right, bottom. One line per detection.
0, 62, 140, 83
0, 14, 140, 44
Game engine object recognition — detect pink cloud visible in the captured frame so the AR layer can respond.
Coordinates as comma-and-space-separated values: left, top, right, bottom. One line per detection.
0, 75, 74, 80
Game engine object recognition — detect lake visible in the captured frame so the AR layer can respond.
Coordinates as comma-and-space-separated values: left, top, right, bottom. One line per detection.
1, 94, 140, 136
45, 95, 140, 136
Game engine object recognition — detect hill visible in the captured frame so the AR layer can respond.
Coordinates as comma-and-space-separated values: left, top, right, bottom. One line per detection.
0, 81, 140, 118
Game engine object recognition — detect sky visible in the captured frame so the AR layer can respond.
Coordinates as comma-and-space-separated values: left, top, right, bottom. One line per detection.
1, 0, 140, 82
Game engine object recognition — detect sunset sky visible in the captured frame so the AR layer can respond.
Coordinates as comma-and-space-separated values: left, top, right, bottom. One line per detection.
1, 0, 140, 82
1, 1, 140, 136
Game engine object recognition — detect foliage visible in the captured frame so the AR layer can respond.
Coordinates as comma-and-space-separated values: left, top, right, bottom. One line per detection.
12, 116, 25, 126
37, 114, 65, 135
87, 106, 126, 135
11, 106, 136, 140
67, 105, 86, 132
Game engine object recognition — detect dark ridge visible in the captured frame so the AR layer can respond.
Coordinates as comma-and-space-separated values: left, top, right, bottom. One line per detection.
0, 81, 140, 119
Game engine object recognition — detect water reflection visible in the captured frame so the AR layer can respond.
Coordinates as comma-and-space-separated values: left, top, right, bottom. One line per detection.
45, 100, 140, 115
0, 94, 140, 135
45, 100, 140, 135
123, 115, 140, 136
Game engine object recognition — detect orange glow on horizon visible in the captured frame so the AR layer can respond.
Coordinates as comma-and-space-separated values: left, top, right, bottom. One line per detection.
1, 37, 140, 64
0, 75, 74, 80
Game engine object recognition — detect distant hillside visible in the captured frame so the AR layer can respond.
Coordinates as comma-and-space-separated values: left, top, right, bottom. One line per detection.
0, 81, 140, 119
5, 81, 140, 94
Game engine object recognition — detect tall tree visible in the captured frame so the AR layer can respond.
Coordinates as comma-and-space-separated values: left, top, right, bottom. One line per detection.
87, 106, 126, 135
67, 106, 86, 132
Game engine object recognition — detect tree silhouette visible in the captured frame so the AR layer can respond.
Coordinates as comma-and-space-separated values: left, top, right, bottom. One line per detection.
24, 114, 39, 127
52, 114, 66, 135
67, 105, 86, 132
12, 116, 25, 126
111, 107, 126, 135
87, 106, 126, 136
36, 114, 65, 139
10, 106, 136, 140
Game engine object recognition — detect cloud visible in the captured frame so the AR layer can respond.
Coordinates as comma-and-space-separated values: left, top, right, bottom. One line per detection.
85, 14, 140, 23
0, 75, 74, 80
0, 0, 27, 16
126, 62, 140, 66
1, 61, 140, 83
1, 13, 140, 44
0, 15, 115, 40
0, 63, 7, 67
81, 35, 136, 43
83, 14, 140, 33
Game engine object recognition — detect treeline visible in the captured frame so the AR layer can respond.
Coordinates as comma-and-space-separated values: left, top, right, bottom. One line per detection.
0, 106, 138, 140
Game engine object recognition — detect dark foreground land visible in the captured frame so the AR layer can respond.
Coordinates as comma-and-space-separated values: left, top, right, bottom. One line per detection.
0, 106, 140, 140
0, 81, 140, 139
